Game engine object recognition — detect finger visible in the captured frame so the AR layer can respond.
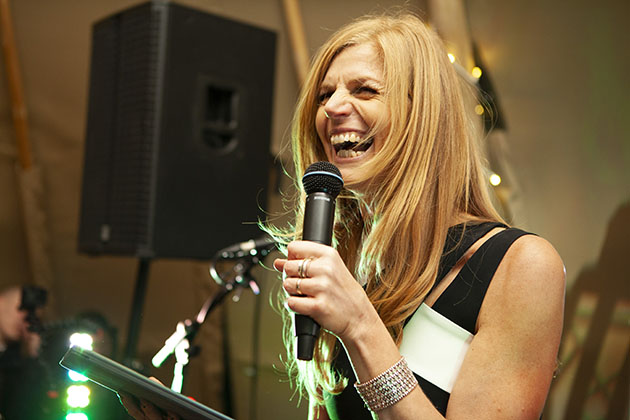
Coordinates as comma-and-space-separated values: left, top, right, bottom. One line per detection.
282, 259, 302, 278
165, 411, 181, 420
287, 241, 332, 259
283, 277, 310, 296
283, 277, 297, 295
139, 398, 165, 420
148, 376, 165, 386
282, 277, 291, 294
280, 258, 310, 280
119, 393, 146, 419
273, 258, 287, 272
286, 294, 320, 319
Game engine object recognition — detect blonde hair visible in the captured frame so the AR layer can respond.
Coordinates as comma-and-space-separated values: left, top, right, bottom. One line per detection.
270, 12, 503, 404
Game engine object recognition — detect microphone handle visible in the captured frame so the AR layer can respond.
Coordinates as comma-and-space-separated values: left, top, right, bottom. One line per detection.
295, 192, 336, 360
302, 192, 335, 244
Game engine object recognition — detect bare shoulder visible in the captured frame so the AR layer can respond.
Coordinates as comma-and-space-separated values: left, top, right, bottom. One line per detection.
498, 234, 566, 299
481, 232, 566, 336
449, 234, 566, 418
508, 233, 564, 268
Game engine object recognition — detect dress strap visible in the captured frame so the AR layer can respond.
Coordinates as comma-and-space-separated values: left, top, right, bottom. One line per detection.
433, 228, 532, 334
404, 222, 505, 328
434, 222, 506, 290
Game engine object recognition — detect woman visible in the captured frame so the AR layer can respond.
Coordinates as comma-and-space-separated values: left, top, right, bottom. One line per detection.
122, 12, 565, 420
271, 13, 565, 420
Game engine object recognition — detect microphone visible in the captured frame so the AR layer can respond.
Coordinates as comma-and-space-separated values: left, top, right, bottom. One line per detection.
214, 234, 276, 260
295, 161, 343, 360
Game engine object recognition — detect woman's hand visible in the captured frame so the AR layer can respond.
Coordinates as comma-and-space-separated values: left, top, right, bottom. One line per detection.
118, 377, 180, 420
273, 240, 378, 342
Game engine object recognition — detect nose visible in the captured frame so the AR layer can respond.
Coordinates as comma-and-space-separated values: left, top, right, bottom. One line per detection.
323, 89, 353, 119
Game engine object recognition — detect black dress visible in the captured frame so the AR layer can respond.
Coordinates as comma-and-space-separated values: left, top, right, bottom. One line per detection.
324, 222, 532, 418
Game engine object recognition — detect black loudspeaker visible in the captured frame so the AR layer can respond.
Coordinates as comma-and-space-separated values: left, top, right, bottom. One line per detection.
78, 1, 276, 259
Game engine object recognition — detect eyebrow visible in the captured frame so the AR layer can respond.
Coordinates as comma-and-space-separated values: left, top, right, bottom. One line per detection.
319, 76, 383, 90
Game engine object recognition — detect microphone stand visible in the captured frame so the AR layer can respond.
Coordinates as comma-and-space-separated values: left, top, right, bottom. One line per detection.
151, 256, 262, 393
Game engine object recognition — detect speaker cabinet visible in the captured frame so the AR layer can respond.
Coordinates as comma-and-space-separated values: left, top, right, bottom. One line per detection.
78, 1, 276, 259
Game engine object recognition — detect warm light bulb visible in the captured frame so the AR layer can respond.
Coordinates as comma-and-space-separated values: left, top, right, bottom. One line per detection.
471, 66, 482, 78
448, 53, 456, 63
489, 173, 502, 186
474, 104, 485, 115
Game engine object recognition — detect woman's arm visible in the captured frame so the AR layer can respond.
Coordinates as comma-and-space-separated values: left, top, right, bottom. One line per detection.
444, 235, 565, 418
277, 235, 565, 419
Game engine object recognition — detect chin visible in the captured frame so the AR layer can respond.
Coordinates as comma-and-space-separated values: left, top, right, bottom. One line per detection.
328, 147, 374, 182
336, 165, 371, 194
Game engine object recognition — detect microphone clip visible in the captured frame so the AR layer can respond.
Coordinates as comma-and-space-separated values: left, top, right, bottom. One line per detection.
213, 235, 276, 261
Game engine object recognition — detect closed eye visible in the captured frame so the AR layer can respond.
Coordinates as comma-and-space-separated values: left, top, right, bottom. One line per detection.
318, 91, 333, 104
353, 85, 379, 97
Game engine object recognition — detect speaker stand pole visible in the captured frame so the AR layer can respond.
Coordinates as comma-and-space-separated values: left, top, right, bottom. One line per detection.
123, 257, 152, 367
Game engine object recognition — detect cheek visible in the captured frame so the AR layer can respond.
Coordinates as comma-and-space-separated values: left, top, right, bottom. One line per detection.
315, 110, 331, 158
371, 106, 390, 153
315, 109, 326, 139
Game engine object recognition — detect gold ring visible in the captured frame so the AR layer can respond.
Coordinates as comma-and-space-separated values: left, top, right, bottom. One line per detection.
296, 278, 302, 295
298, 257, 312, 278
298, 258, 306, 278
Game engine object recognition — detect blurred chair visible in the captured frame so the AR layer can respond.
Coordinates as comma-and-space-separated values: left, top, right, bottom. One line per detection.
554, 202, 629, 420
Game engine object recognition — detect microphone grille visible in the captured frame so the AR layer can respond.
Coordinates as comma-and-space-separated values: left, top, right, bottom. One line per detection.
302, 162, 344, 197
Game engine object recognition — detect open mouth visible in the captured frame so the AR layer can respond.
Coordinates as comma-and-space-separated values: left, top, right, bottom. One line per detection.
331, 133, 374, 158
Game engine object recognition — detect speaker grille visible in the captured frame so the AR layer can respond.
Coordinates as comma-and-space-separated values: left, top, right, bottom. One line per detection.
78, 2, 276, 259
79, 3, 167, 256
107, 5, 164, 255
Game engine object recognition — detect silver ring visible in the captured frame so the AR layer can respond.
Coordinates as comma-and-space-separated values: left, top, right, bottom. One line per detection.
324, 109, 331, 119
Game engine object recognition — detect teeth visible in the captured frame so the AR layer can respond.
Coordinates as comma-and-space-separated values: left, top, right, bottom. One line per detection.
331, 132, 362, 145
337, 149, 365, 158
330, 132, 373, 158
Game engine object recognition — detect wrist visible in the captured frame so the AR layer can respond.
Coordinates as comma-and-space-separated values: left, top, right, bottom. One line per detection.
339, 307, 402, 382
338, 299, 383, 351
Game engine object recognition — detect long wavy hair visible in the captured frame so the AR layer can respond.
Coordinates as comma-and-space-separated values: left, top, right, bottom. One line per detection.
267, 12, 503, 405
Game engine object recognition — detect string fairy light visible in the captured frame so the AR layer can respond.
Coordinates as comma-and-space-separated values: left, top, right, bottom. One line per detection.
471, 66, 482, 79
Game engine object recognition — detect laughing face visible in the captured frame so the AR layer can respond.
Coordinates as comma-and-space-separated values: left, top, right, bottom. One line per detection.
315, 43, 389, 189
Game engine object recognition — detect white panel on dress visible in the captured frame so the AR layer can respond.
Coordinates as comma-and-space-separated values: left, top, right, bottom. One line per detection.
399, 303, 473, 393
